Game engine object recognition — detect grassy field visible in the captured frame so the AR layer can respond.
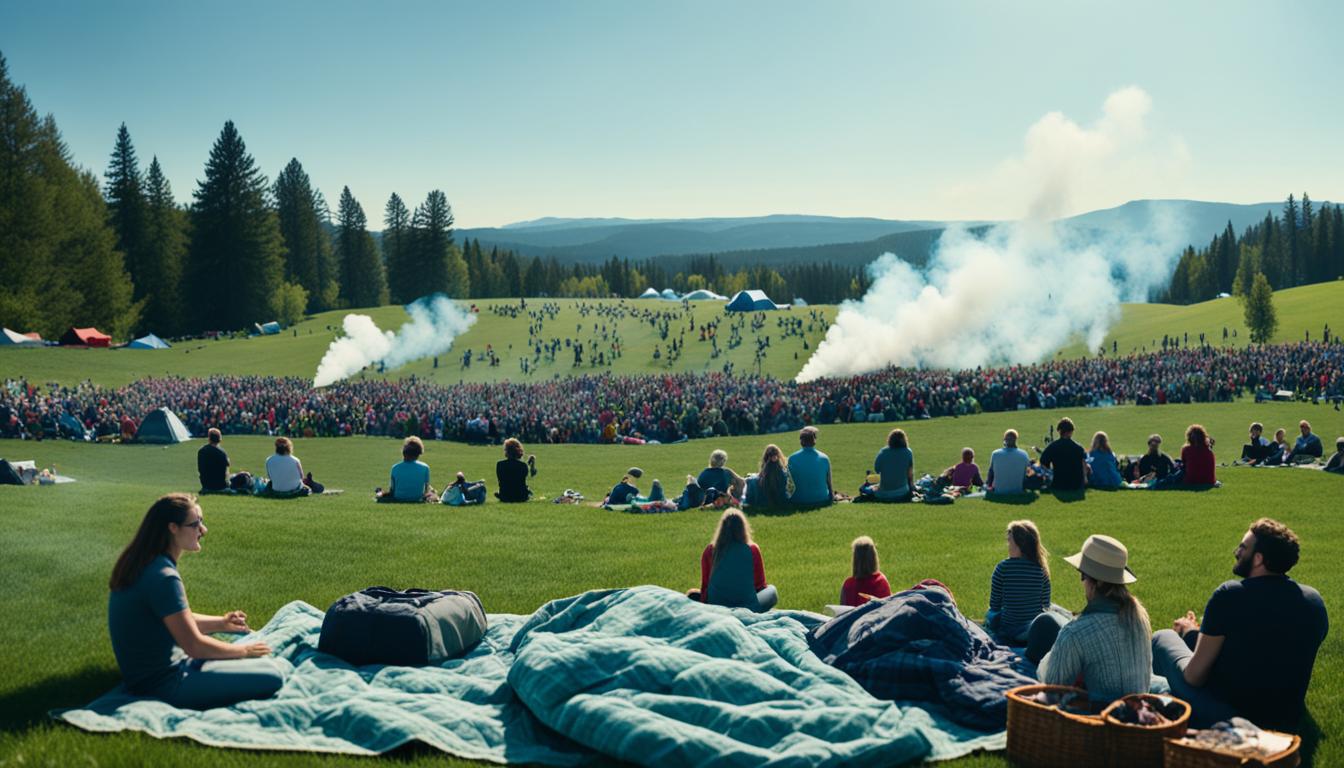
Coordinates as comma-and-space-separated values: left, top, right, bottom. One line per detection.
1, 400, 1341, 767
3, 280, 1340, 388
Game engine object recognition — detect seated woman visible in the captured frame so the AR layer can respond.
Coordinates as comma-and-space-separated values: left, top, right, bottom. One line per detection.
744, 444, 789, 509
697, 449, 745, 501
840, 536, 892, 607
605, 467, 642, 506
686, 509, 778, 612
945, 446, 983, 490
1181, 424, 1217, 485
987, 520, 1067, 658
1032, 534, 1162, 703
495, 438, 535, 502
264, 437, 317, 495
108, 494, 288, 709
1326, 437, 1344, 474
1086, 432, 1124, 489
872, 429, 915, 501
378, 436, 434, 502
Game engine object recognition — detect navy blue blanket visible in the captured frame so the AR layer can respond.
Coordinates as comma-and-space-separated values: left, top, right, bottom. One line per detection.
806, 587, 1036, 731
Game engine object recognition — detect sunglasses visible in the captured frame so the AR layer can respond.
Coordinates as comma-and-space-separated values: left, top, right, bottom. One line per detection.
182, 518, 204, 529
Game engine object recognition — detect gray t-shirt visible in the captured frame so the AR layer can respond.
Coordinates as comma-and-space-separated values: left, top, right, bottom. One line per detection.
108, 554, 189, 693
874, 446, 914, 495
989, 446, 1030, 493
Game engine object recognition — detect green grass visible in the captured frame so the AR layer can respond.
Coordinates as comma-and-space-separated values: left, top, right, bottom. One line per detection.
1, 401, 1341, 766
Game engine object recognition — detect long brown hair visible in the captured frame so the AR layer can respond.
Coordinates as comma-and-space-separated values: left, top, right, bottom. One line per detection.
1185, 424, 1209, 448
758, 444, 786, 505
851, 536, 880, 578
1089, 579, 1152, 638
110, 494, 197, 590
710, 509, 752, 570
1007, 519, 1050, 579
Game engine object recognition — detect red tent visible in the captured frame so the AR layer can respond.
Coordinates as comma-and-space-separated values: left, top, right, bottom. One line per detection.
60, 327, 112, 347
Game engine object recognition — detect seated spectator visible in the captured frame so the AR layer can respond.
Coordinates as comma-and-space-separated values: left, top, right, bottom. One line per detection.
197, 428, 231, 492
686, 509, 778, 612
988, 429, 1030, 494
1152, 519, 1327, 730
441, 472, 486, 505
945, 447, 983, 490
495, 438, 535, 502
1263, 427, 1292, 466
1034, 534, 1158, 703
744, 444, 789, 509
1290, 420, 1324, 460
379, 436, 434, 502
987, 520, 1059, 655
1241, 422, 1273, 464
606, 467, 642, 506
1326, 438, 1344, 474
1086, 432, 1123, 489
264, 437, 309, 495
108, 494, 288, 709
697, 449, 745, 500
787, 426, 833, 507
873, 429, 915, 501
840, 536, 892, 607
1137, 434, 1175, 480
1039, 417, 1088, 492
1181, 424, 1217, 485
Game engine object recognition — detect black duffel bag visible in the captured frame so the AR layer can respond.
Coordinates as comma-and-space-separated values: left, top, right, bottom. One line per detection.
318, 587, 487, 666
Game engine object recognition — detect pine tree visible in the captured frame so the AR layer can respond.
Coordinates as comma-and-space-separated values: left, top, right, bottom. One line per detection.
383, 192, 413, 303
140, 156, 186, 332
335, 186, 388, 308
104, 123, 151, 305
1232, 243, 1262, 297
273, 158, 338, 311
1282, 194, 1299, 287
409, 190, 468, 297
1243, 272, 1277, 344
183, 120, 286, 331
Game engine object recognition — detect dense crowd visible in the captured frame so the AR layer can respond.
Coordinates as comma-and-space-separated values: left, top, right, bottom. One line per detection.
2, 342, 1341, 445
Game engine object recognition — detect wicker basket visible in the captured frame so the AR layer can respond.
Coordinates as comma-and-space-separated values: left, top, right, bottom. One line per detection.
1006, 684, 1106, 767
1163, 731, 1301, 768
1099, 693, 1190, 767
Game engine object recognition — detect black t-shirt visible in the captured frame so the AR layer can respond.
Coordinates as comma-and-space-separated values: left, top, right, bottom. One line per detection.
1138, 451, 1174, 478
197, 443, 229, 491
1201, 575, 1328, 731
495, 458, 531, 502
1040, 436, 1087, 490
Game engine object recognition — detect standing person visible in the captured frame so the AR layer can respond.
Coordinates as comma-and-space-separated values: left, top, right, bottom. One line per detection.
745, 444, 789, 509
988, 429, 1030, 494
873, 429, 915, 501
197, 428, 230, 492
1039, 418, 1088, 492
1152, 519, 1328, 730
380, 436, 433, 502
1034, 535, 1157, 703
1086, 432, 1123, 489
1181, 424, 1217, 485
108, 494, 288, 709
840, 536, 892, 607
495, 438, 535, 503
687, 509, 778, 611
1137, 434, 1175, 480
697, 449, 746, 500
264, 437, 308, 495
987, 521, 1058, 656
787, 426, 833, 507
1290, 420, 1324, 461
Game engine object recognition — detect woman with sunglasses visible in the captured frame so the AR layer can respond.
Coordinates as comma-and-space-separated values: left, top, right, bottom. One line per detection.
108, 493, 288, 709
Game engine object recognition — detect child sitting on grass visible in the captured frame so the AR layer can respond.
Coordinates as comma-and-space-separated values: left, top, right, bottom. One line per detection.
840, 536, 892, 607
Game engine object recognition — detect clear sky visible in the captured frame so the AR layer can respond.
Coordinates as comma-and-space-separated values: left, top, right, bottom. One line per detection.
3, 0, 1341, 228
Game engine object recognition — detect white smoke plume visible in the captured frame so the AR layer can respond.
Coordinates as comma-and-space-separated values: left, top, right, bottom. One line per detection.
313, 295, 476, 387
797, 87, 1186, 382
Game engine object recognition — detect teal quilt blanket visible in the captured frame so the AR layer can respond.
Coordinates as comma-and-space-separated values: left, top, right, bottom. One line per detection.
55, 587, 1004, 765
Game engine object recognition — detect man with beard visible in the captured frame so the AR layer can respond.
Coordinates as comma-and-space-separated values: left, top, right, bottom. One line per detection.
1151, 518, 1327, 730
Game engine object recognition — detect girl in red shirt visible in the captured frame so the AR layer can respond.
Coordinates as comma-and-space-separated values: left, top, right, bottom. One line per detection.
1180, 423, 1217, 485
841, 536, 892, 607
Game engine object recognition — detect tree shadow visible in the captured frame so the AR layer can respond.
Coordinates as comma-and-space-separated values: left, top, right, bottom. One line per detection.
0, 665, 121, 730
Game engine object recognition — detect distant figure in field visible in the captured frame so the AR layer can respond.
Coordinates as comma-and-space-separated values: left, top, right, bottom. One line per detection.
945, 447, 983, 490
1086, 432, 1123, 489
1137, 434, 1175, 481
1264, 428, 1292, 466
987, 429, 1030, 494
108, 494, 288, 709
379, 436, 434, 502
1290, 420, 1323, 460
1326, 438, 1344, 474
1039, 418, 1088, 491
873, 428, 914, 501
265, 437, 313, 495
197, 428, 230, 492
1241, 422, 1273, 464
687, 509, 778, 612
787, 426, 833, 507
495, 438, 535, 503
1181, 425, 1217, 485
606, 467, 643, 506
697, 449, 745, 500
840, 536, 892, 608
744, 444, 789, 509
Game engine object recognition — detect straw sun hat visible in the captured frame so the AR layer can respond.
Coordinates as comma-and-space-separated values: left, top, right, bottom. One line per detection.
1064, 534, 1137, 584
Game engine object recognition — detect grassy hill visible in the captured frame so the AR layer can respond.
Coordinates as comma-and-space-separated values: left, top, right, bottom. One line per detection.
0, 401, 1340, 767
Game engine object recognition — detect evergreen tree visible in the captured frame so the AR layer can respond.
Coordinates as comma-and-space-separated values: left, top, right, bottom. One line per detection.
104, 123, 151, 305
183, 120, 286, 331
140, 156, 186, 332
383, 192, 413, 303
273, 158, 338, 311
1232, 243, 1261, 297
335, 186, 388, 308
1282, 194, 1299, 286
409, 190, 468, 297
1243, 272, 1277, 344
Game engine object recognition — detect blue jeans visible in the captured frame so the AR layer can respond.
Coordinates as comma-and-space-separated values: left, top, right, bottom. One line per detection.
155, 657, 291, 710
1151, 629, 1239, 727
1024, 606, 1072, 664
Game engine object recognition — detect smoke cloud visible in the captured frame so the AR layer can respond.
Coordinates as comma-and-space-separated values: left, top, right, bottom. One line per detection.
797, 87, 1185, 382
313, 295, 476, 387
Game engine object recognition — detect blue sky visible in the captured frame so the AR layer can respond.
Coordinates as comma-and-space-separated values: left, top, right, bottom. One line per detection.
3, 0, 1341, 227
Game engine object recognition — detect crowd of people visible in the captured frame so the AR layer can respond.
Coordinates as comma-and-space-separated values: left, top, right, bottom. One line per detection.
3, 342, 1341, 446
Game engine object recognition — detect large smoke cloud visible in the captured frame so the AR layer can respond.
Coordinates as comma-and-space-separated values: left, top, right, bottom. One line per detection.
313, 295, 476, 387
797, 87, 1186, 382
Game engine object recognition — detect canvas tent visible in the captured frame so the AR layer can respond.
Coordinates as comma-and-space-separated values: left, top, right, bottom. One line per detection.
60, 327, 112, 347
128, 333, 171, 350
0, 459, 22, 485
255, 321, 282, 335
659, 288, 679, 300
683, 289, 726, 301
637, 287, 661, 299
59, 412, 88, 440
0, 328, 41, 346
725, 290, 785, 312
135, 407, 192, 444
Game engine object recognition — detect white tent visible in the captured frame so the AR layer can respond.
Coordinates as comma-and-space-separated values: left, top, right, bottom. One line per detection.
683, 289, 726, 301
128, 333, 171, 350
637, 287, 661, 299
135, 407, 192, 444
660, 288, 680, 300
0, 328, 41, 346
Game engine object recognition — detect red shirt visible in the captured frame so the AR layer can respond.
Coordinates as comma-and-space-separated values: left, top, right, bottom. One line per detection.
699, 543, 766, 602
1181, 444, 1217, 484
841, 572, 893, 607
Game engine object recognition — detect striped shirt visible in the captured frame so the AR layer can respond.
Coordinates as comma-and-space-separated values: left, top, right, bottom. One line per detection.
989, 558, 1051, 639
1037, 598, 1154, 703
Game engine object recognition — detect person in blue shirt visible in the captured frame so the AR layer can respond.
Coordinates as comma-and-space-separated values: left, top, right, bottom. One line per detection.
108, 494, 288, 709
1086, 431, 1124, 489
379, 436, 433, 502
787, 426, 833, 507
606, 467, 643, 506
1290, 420, 1324, 460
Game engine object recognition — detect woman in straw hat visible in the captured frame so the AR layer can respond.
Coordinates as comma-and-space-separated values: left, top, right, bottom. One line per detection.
1034, 534, 1164, 703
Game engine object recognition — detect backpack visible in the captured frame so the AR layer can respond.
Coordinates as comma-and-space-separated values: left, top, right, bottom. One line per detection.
319, 587, 487, 666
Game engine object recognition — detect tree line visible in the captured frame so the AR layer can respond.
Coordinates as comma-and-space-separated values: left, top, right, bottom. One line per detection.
1163, 193, 1344, 305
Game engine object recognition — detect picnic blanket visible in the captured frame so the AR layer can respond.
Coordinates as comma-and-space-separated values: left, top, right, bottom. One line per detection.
56, 587, 1005, 764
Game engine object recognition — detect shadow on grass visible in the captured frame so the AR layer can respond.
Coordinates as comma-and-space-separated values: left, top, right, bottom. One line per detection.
1300, 709, 1323, 767
1045, 488, 1088, 504
0, 665, 121, 730
983, 492, 1040, 506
